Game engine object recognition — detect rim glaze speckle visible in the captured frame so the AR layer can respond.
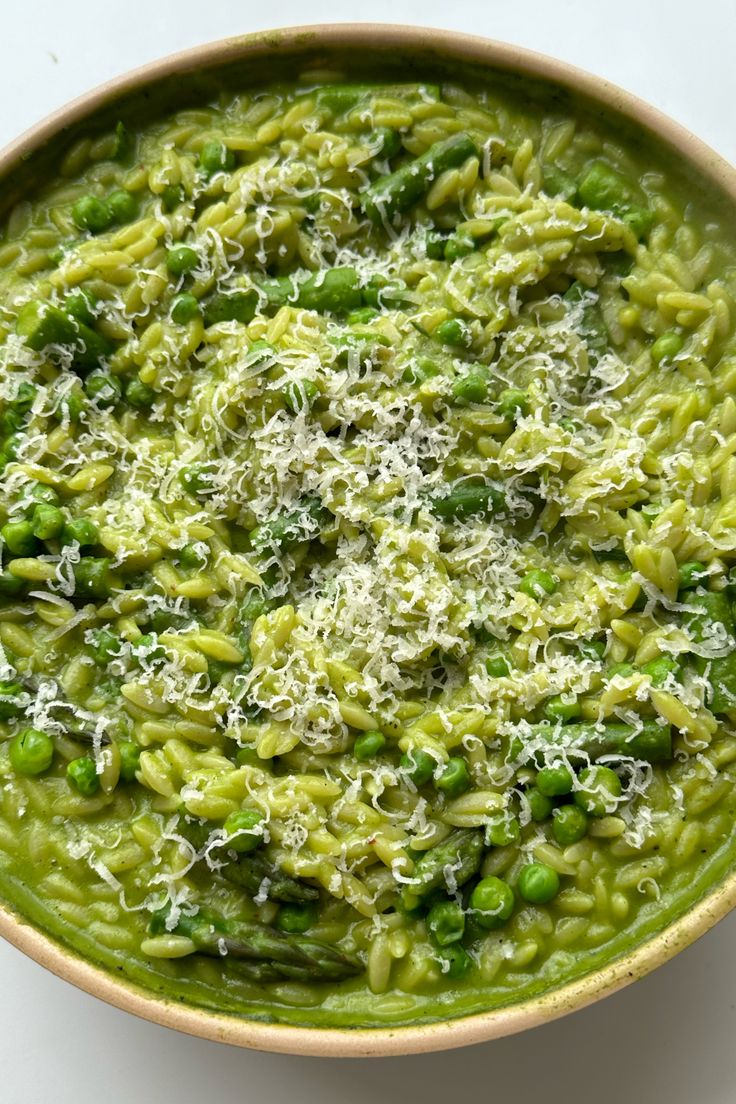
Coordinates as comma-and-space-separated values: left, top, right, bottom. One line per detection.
2, 24, 736, 1057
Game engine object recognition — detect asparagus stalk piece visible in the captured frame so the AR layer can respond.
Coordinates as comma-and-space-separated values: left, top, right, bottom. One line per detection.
684, 591, 736, 713
362, 133, 479, 225
430, 482, 504, 522
524, 720, 672, 763
149, 909, 361, 981
402, 829, 484, 906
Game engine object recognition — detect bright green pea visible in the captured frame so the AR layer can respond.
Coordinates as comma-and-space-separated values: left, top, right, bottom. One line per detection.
678, 561, 707, 591
171, 293, 200, 324
283, 379, 319, 414
575, 765, 622, 817
497, 388, 529, 421
85, 370, 122, 407
436, 317, 471, 348
526, 786, 553, 822
451, 372, 488, 404
517, 862, 560, 904
485, 653, 511, 678
425, 230, 447, 259
67, 756, 100, 796
132, 633, 165, 664
552, 804, 588, 845
199, 140, 236, 176
437, 944, 472, 979
89, 627, 121, 666
487, 815, 521, 847
107, 189, 138, 224
2, 519, 37, 556
179, 542, 208, 569
537, 763, 574, 797
125, 377, 156, 408
9, 728, 54, 775
435, 756, 471, 798
354, 729, 386, 760
223, 808, 264, 852
277, 904, 318, 934
31, 504, 65, 541
0, 680, 24, 721
444, 231, 474, 261
73, 557, 114, 599
402, 357, 439, 385
400, 748, 436, 786
72, 194, 112, 234
470, 876, 515, 929
427, 900, 466, 947
579, 639, 606, 662
161, 184, 185, 211
28, 483, 61, 508
519, 569, 557, 599
62, 516, 98, 547
118, 740, 141, 782
166, 245, 199, 276
178, 464, 210, 495
544, 695, 582, 723
651, 331, 684, 365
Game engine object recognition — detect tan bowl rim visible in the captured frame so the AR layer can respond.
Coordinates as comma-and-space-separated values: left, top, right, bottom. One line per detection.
2, 22, 736, 1058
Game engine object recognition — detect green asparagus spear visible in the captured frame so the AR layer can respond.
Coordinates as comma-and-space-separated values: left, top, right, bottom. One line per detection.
296, 267, 363, 313
524, 719, 672, 763
315, 82, 441, 115
149, 908, 361, 981
563, 281, 608, 364
362, 133, 479, 225
403, 829, 484, 905
250, 495, 330, 551
430, 482, 505, 522
684, 590, 736, 712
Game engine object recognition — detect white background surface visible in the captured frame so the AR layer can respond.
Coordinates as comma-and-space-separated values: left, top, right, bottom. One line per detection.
1, 3, 736, 1101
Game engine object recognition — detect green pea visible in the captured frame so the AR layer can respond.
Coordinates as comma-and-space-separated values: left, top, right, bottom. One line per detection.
161, 184, 186, 211
537, 763, 574, 797
437, 944, 472, 979
125, 377, 156, 408
451, 372, 488, 404
199, 140, 236, 176
400, 748, 436, 786
497, 388, 529, 421
31, 504, 65, 541
179, 542, 208, 569
401, 357, 439, 385
1, 519, 37, 557
171, 293, 200, 324
435, 756, 471, 798
519, 569, 557, 599
62, 516, 98, 547
72, 194, 112, 234
640, 655, 680, 687
277, 903, 318, 934
67, 756, 100, 796
444, 231, 474, 261
485, 653, 511, 678
354, 729, 386, 760
118, 740, 141, 782
223, 808, 264, 852
107, 189, 138, 224
0, 571, 24, 596
552, 804, 588, 845
577, 160, 631, 211
427, 899, 466, 947
178, 464, 210, 495
73, 557, 114, 599
0, 680, 24, 721
89, 627, 121, 666
436, 317, 472, 348
651, 331, 684, 365
517, 862, 560, 904
27, 483, 61, 508
575, 765, 622, 817
166, 245, 199, 276
85, 370, 122, 407
526, 786, 553, 822
283, 379, 319, 414
544, 695, 582, 723
487, 815, 521, 847
678, 561, 707, 591
3, 432, 23, 460
132, 633, 165, 664
9, 728, 54, 776
470, 876, 515, 929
